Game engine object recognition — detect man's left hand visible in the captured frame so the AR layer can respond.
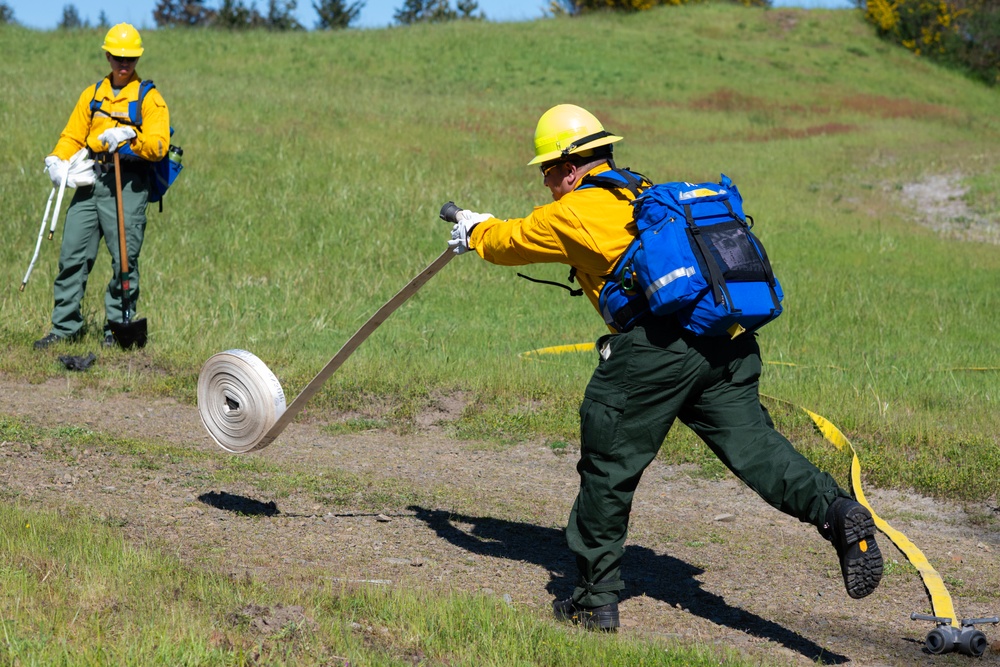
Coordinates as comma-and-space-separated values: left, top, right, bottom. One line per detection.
44, 156, 68, 188
97, 126, 137, 153
448, 210, 492, 255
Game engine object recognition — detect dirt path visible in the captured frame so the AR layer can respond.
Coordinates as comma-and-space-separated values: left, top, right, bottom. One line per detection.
2, 374, 998, 666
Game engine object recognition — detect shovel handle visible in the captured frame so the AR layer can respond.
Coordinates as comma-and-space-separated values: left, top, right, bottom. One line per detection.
113, 151, 132, 327
113, 153, 129, 278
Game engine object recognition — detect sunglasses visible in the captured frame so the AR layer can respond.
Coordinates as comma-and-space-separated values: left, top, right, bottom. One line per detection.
540, 161, 564, 178
110, 55, 138, 64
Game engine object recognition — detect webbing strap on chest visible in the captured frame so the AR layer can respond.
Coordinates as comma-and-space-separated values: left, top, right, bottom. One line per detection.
88, 78, 155, 128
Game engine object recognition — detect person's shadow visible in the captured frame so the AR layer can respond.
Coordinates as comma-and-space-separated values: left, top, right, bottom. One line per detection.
408, 505, 848, 665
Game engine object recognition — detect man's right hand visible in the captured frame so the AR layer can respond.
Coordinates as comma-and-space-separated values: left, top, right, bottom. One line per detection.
97, 126, 137, 153
448, 210, 492, 255
44, 156, 68, 188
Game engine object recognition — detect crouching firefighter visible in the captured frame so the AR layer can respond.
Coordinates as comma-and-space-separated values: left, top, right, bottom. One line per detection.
445, 104, 883, 631
35, 22, 170, 350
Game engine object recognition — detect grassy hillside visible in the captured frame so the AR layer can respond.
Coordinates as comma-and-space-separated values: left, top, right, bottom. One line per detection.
1, 5, 998, 500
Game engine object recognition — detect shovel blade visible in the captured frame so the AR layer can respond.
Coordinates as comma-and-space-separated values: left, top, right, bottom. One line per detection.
109, 318, 148, 350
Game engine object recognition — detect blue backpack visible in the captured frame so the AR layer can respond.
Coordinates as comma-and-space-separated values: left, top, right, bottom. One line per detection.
89, 78, 183, 209
595, 171, 783, 338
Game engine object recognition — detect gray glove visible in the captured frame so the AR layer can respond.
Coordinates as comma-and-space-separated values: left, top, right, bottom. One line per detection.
448, 210, 492, 255
97, 126, 137, 153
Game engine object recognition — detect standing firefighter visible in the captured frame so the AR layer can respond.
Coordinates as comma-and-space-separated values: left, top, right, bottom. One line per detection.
446, 104, 883, 631
35, 23, 169, 350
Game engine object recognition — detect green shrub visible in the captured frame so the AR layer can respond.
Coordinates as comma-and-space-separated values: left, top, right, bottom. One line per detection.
550, 0, 769, 17
860, 0, 999, 85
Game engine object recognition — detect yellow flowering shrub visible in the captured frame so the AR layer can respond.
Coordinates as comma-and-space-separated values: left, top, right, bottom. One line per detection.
861, 0, 998, 85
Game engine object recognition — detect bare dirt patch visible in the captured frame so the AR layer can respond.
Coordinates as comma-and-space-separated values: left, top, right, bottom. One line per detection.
840, 95, 962, 122
897, 173, 1000, 244
2, 374, 999, 666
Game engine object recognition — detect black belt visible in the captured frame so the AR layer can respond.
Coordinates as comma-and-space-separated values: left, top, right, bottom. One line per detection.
89, 152, 149, 176
89, 150, 147, 167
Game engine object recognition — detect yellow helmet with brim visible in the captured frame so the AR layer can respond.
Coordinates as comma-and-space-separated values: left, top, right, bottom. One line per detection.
528, 104, 622, 166
102, 23, 144, 58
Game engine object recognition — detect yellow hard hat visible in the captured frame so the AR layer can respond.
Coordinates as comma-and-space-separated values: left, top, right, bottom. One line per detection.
101, 23, 144, 58
527, 104, 623, 166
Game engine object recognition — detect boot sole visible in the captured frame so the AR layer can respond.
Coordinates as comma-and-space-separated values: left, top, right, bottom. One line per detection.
841, 506, 883, 599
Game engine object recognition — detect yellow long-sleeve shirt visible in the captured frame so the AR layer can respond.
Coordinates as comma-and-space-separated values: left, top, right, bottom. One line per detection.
50, 73, 170, 163
468, 164, 643, 319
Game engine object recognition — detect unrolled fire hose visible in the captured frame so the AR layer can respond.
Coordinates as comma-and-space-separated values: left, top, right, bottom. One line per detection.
22, 149, 95, 291
801, 410, 998, 657
198, 202, 463, 454
21, 166, 69, 291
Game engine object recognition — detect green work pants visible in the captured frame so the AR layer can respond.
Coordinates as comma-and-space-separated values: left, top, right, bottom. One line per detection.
50, 167, 148, 338
566, 321, 848, 607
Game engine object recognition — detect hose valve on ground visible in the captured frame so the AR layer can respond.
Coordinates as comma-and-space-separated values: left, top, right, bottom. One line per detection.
910, 612, 998, 657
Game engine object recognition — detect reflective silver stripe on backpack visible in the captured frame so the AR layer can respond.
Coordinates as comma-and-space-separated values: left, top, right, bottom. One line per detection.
645, 266, 696, 301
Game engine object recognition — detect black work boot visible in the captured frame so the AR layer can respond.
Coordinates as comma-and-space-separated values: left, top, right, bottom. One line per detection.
824, 497, 883, 599
33, 332, 64, 350
552, 598, 620, 631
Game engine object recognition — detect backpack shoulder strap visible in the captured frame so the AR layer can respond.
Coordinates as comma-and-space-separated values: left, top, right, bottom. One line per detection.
579, 164, 649, 198
127, 79, 156, 127
88, 77, 107, 117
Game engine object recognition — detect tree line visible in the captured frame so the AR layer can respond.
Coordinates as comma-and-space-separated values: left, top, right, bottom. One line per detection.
0, 0, 485, 30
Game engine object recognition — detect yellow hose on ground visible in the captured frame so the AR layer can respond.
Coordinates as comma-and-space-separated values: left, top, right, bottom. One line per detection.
804, 408, 960, 628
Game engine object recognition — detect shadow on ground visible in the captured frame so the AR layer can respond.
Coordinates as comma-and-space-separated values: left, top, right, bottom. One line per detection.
198, 491, 279, 516
409, 505, 849, 665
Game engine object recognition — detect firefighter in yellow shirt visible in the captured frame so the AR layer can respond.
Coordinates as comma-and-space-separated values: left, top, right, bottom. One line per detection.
35, 23, 169, 350
447, 104, 883, 631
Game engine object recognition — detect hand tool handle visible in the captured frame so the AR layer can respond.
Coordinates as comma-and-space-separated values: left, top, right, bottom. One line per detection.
113, 151, 131, 325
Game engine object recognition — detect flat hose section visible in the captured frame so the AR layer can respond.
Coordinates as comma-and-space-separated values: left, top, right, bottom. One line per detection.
197, 349, 286, 454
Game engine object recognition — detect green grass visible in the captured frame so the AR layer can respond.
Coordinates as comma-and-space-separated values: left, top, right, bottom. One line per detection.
0, 7, 999, 661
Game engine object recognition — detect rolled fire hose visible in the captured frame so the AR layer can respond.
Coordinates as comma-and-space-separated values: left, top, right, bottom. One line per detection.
199, 203, 463, 453
197, 349, 287, 454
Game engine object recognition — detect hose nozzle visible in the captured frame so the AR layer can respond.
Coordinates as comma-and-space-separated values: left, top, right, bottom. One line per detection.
439, 201, 461, 224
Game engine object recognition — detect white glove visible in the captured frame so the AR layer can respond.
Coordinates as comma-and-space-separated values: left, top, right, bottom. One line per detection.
97, 126, 137, 153
44, 156, 69, 188
67, 165, 95, 188
448, 210, 492, 255
66, 160, 96, 188
65, 148, 95, 188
